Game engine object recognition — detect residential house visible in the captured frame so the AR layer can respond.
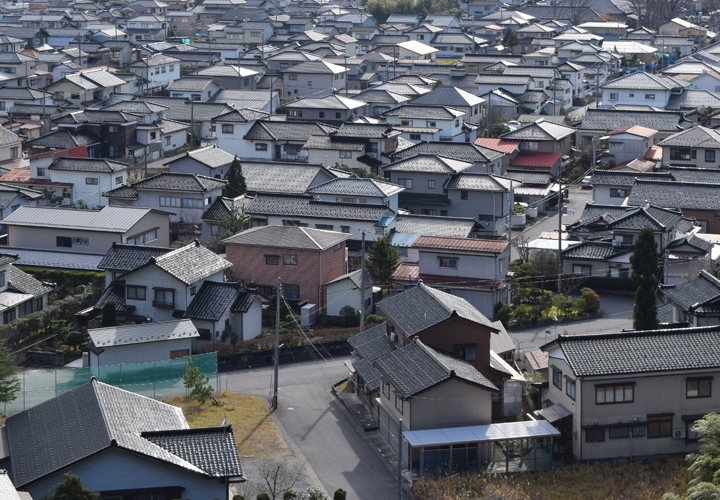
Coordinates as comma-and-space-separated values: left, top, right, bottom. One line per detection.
0, 126, 22, 163
127, 53, 180, 92
576, 108, 693, 147
223, 225, 350, 305
4, 379, 245, 499
88, 318, 200, 366
53, 109, 141, 159
382, 105, 469, 142
1, 205, 172, 253
285, 95, 367, 125
658, 126, 720, 167
442, 173, 514, 236
429, 32, 486, 58
504, 168, 556, 213
0, 52, 36, 87
97, 242, 173, 287
388, 141, 504, 173
0, 183, 42, 222
241, 120, 336, 161
661, 233, 713, 286
0, 253, 53, 325
166, 77, 223, 102
661, 270, 720, 325
608, 126, 658, 164
195, 65, 259, 90
282, 60, 348, 98
410, 86, 485, 125
659, 17, 715, 41
602, 72, 690, 109
396, 40, 438, 61
499, 119, 573, 174
541, 325, 720, 460
123, 14, 167, 42
164, 145, 236, 179
43, 67, 126, 106
94, 240, 232, 323
306, 177, 403, 213
351, 88, 409, 117
589, 170, 673, 205
323, 268, 375, 316
103, 172, 227, 242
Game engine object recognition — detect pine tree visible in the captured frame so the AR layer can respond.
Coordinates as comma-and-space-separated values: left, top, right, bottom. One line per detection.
366, 234, 401, 284
502, 28, 519, 48
224, 156, 247, 198
630, 226, 659, 331
101, 301, 116, 328
0, 346, 19, 416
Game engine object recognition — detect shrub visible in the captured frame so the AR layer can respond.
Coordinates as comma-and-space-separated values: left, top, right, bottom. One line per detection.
282, 492, 297, 500
581, 289, 601, 313
338, 305, 360, 328
333, 489, 347, 500
65, 330, 85, 347
494, 302, 511, 328
257, 494, 270, 500
364, 314, 385, 324
306, 488, 327, 500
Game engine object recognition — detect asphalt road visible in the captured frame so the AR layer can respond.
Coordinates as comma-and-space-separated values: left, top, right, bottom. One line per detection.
223, 356, 398, 500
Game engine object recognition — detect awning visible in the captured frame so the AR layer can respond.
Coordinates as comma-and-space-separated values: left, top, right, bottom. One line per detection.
403, 420, 560, 448
533, 403, 572, 423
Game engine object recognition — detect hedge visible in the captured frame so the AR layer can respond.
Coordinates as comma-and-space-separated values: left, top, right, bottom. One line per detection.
19, 268, 105, 300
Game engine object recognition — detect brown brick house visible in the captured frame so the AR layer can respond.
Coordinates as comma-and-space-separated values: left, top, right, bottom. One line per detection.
222, 225, 351, 306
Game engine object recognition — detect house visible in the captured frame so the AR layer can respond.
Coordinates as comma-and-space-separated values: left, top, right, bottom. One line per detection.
195, 65, 259, 90
166, 77, 223, 102
88, 318, 200, 366
602, 72, 690, 109
576, 108, 693, 147
222, 225, 350, 304
0, 126, 22, 164
661, 270, 720, 325
589, 170, 673, 205
282, 60, 348, 98
52, 109, 141, 160
43, 67, 126, 106
389, 141, 504, 172
429, 32, 486, 58
241, 120, 336, 161
499, 119, 574, 174
541, 325, 720, 460
245, 194, 396, 245
307, 177, 403, 213
123, 14, 167, 42
284, 95, 367, 124
127, 53, 181, 92
103, 172, 227, 242
658, 126, 720, 167
323, 268, 375, 316
659, 17, 715, 41
443, 173, 514, 236
382, 105, 469, 142
661, 233, 713, 286
97, 242, 173, 287
505, 168, 556, 213
410, 86, 485, 125
304, 123, 401, 172
607, 126, 658, 164
4, 379, 244, 499
0, 253, 53, 325
351, 88, 409, 117
94, 240, 232, 323
164, 146, 236, 179
396, 40, 438, 61
2, 205, 172, 253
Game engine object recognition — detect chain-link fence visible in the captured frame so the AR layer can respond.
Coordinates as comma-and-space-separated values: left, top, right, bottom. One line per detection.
5, 353, 217, 414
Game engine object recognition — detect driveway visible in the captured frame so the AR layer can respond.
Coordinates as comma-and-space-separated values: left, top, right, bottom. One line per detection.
224, 356, 398, 500
508, 295, 634, 351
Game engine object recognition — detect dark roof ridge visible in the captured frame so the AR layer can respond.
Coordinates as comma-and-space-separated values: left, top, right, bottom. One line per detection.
90, 378, 113, 440
557, 324, 720, 343
141, 425, 233, 437
634, 178, 720, 187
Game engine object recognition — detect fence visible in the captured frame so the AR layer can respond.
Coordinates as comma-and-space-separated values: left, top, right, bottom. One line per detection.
6, 352, 217, 414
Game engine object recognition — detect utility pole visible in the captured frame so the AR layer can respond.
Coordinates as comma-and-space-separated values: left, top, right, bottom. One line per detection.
397, 418, 403, 500
507, 178, 512, 258
360, 230, 366, 333
592, 136, 596, 175
190, 97, 195, 150
273, 277, 281, 411
557, 178, 562, 293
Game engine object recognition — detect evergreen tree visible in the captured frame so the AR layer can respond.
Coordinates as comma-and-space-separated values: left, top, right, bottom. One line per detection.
101, 301, 116, 328
366, 234, 400, 284
0, 346, 19, 416
183, 359, 215, 406
224, 156, 247, 199
49, 472, 101, 500
502, 28, 519, 48
630, 226, 659, 331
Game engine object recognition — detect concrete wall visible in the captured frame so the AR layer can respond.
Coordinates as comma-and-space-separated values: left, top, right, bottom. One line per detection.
89, 337, 194, 366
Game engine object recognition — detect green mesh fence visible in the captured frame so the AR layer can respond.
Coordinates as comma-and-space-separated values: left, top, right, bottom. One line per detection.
5, 353, 217, 414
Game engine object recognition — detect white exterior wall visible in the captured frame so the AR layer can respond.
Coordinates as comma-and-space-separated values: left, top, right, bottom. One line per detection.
260, 215, 392, 242
383, 115, 466, 142
602, 88, 671, 107
232, 295, 263, 340
592, 185, 630, 205
162, 130, 187, 152
325, 278, 372, 316
89, 337, 194, 366
49, 169, 127, 208
215, 121, 269, 158
147, 63, 180, 89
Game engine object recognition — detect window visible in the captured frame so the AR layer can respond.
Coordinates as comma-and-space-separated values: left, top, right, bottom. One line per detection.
289, 74, 298, 80
421, 209, 436, 216
71, 93, 80, 100
86, 177, 98, 185
383, 381, 389, 398
707, 150, 716, 163
566, 378, 576, 400
319, 112, 324, 118
222, 124, 234, 134
109, 145, 120, 157
166, 136, 171, 146
170, 349, 189, 359
159, 196, 181, 207
169, 65, 174, 71
397, 178, 413, 189
572, 264, 591, 276
340, 226, 350, 233
553, 367, 562, 389
520, 141, 539, 151
3, 308, 15, 324
585, 427, 604, 443
395, 395, 403, 413
181, 199, 203, 208
670, 148, 692, 161
335, 112, 341, 119
334, 243, 342, 251
595, 383, 634, 404
339, 151, 352, 158
127, 229, 157, 245
460, 191, 468, 200
557, 139, 565, 150
428, 179, 435, 189
127, 285, 146, 300
610, 188, 627, 198
410, 134, 421, 140
439, 257, 458, 269
255, 143, 268, 151
9, 147, 18, 158
308, 81, 312, 86
108, 125, 119, 133
454, 345, 477, 361
609, 92, 618, 100
686, 378, 712, 398
0, 271, 5, 288
375, 228, 384, 236
115, 176, 123, 185
283, 254, 298, 265
37, 167, 46, 177
56, 236, 72, 248
629, 93, 634, 98
265, 255, 279, 265
609, 426, 629, 439
284, 284, 300, 298
153, 289, 174, 308
647, 414, 673, 438
190, 286, 197, 296
316, 224, 333, 230
72, 237, 89, 245
244, 78, 249, 85
645, 94, 655, 100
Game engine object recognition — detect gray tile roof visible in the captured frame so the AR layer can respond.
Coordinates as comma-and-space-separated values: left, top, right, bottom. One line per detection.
2, 247, 104, 272
212, 108, 268, 123
307, 178, 403, 197
602, 72, 689, 90
383, 104, 465, 120
505, 169, 553, 185
390, 142, 502, 163
26, 129, 102, 149
383, 154, 474, 174
628, 180, 720, 210
144, 98, 230, 122
49, 157, 130, 173
102, 100, 169, 115
183, 281, 240, 321
285, 94, 366, 110
410, 86, 484, 107
89, 318, 199, 347
231, 288, 259, 314
662, 270, 720, 310
589, 170, 673, 187
186, 145, 236, 168
9, 266, 53, 296
223, 225, 351, 250
166, 77, 219, 92
2, 206, 157, 233
395, 214, 478, 237
0, 471, 20, 500
667, 166, 720, 184
244, 120, 337, 141
105, 173, 226, 198
373, 339, 498, 399
666, 90, 720, 110
444, 173, 511, 192
147, 240, 232, 285
578, 108, 691, 133
303, 135, 366, 152
203, 195, 253, 222
377, 282, 495, 336
98, 243, 173, 272
247, 194, 393, 223
353, 357, 381, 391
500, 119, 574, 141
348, 322, 396, 361
561, 241, 632, 260
558, 325, 720, 377
658, 125, 720, 148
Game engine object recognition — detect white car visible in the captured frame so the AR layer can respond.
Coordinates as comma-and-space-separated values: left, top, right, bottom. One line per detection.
506, 120, 522, 131
582, 176, 592, 188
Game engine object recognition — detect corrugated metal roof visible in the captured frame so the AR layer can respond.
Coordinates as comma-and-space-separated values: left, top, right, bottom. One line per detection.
511, 152, 561, 168
2, 206, 155, 233
412, 236, 507, 253
89, 318, 199, 347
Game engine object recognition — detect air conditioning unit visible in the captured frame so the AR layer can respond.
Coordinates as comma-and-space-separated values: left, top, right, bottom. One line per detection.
390, 332, 397, 342
673, 428, 686, 439
612, 239, 622, 247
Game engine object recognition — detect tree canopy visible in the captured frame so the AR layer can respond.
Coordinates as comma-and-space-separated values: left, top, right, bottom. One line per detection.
630, 226, 659, 331
366, 234, 401, 284
0, 346, 19, 415
364, 0, 461, 25
49, 472, 100, 500
224, 156, 247, 199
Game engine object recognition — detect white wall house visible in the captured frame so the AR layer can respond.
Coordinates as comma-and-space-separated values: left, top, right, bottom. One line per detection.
128, 53, 181, 91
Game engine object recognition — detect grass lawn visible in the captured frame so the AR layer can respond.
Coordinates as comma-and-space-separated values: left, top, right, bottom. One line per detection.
166, 392, 290, 459
436, 58, 460, 65
411, 458, 692, 500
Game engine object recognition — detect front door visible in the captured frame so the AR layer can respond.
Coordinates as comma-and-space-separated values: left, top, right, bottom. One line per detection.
274, 144, 281, 159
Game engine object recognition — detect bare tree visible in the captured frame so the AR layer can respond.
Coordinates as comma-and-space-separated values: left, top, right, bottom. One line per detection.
512, 233, 533, 263
256, 456, 306, 500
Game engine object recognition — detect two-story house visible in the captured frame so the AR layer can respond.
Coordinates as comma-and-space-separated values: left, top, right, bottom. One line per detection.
661, 270, 720, 325
541, 325, 720, 460
123, 14, 167, 42
607, 125, 658, 165
382, 105, 469, 142
499, 119, 574, 174
589, 170, 673, 206
222, 225, 350, 304
37, 157, 129, 208
602, 72, 690, 109
306, 177, 403, 213
282, 60, 348, 98
443, 173, 513, 236
658, 125, 720, 167
241, 120, 336, 161
127, 53, 180, 92
43, 67, 126, 106
164, 145, 236, 179
0, 253, 53, 325
53, 109, 140, 159
103, 172, 227, 242
284, 95, 367, 125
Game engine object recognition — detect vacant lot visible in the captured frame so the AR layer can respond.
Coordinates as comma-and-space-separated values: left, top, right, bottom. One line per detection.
411, 458, 692, 500
167, 392, 290, 458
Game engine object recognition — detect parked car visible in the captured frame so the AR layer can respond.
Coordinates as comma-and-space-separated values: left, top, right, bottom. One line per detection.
582, 176, 592, 188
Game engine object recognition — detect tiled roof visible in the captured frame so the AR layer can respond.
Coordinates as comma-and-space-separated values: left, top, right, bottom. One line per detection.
589, 170, 673, 187
412, 236, 507, 254
247, 194, 393, 223
383, 104, 465, 120
2, 206, 156, 233
102, 100, 169, 115
303, 135, 365, 152
353, 358, 381, 390
26, 129, 102, 149
89, 319, 199, 347
285, 94, 366, 110
373, 339, 497, 399
390, 141, 502, 163
410, 86, 484, 107
223, 225, 350, 250
348, 322, 396, 361
231, 288, 258, 314
383, 154, 473, 173
217, 161, 330, 195
500, 119, 574, 141
609, 125, 658, 138
148, 240, 232, 285
662, 270, 720, 310
510, 152, 561, 168
94, 280, 134, 313
283, 60, 347, 74
377, 282, 495, 336
578, 108, 690, 133
444, 173, 511, 192
9, 266, 53, 296
505, 168, 553, 185
185, 145, 236, 168
658, 125, 720, 148
49, 157, 129, 173
602, 71, 689, 90
395, 214, 477, 237
244, 120, 337, 141
212, 108, 268, 123
667, 166, 720, 184
166, 77, 219, 92
1, 247, 103, 272
307, 178, 403, 197
98, 243, 172, 272
561, 241, 632, 260
106, 173, 226, 197
183, 281, 240, 321
202, 195, 253, 222
628, 180, 720, 210
557, 325, 720, 376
